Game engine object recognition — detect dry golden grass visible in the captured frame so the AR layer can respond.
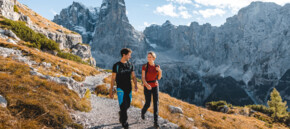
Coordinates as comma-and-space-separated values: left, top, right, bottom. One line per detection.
101, 76, 288, 129
16, 3, 78, 35
72, 75, 85, 82
0, 106, 43, 129
95, 84, 110, 96
0, 52, 90, 128
0, 41, 99, 80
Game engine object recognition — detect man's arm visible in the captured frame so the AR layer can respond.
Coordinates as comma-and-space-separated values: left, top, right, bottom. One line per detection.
109, 73, 116, 99
131, 71, 138, 92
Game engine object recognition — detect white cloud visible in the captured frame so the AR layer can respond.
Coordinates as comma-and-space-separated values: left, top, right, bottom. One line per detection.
167, 0, 193, 4
178, 6, 192, 19
50, 9, 57, 15
155, 4, 193, 19
180, 11, 192, 19
126, 11, 129, 15
178, 6, 187, 11
137, 22, 157, 31
155, 3, 179, 17
194, 4, 201, 8
193, 10, 199, 14
194, 0, 290, 13
198, 8, 225, 18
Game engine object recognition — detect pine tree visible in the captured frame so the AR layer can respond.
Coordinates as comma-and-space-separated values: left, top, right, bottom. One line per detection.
267, 88, 288, 120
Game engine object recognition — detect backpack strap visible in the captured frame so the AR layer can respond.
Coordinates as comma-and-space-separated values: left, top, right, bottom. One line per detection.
155, 64, 159, 80
145, 62, 149, 78
116, 64, 119, 73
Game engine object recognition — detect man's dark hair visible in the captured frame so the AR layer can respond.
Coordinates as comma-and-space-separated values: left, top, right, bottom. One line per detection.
120, 48, 132, 57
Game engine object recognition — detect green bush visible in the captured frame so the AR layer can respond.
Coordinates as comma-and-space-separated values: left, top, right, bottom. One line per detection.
205, 101, 232, 112
57, 52, 83, 63
71, 31, 79, 34
0, 18, 59, 51
222, 116, 227, 120
247, 105, 274, 115
14, 5, 19, 13
253, 112, 273, 124
103, 69, 112, 73
286, 113, 290, 126
77, 42, 90, 46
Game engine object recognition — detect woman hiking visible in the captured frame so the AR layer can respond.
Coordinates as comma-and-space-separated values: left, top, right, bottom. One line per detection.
141, 51, 162, 128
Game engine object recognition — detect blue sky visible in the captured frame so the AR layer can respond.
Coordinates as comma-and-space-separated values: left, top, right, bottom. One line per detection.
18, 0, 290, 31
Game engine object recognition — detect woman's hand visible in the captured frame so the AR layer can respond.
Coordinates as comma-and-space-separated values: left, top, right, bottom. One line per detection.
146, 84, 152, 90
156, 66, 162, 72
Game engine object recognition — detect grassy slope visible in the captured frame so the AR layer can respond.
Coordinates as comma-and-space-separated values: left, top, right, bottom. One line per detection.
0, 40, 99, 128
16, 2, 78, 35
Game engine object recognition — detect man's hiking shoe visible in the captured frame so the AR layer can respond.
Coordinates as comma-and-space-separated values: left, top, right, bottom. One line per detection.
141, 112, 145, 120
154, 122, 160, 128
122, 122, 129, 129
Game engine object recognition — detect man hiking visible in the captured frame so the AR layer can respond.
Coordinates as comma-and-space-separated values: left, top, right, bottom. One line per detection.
109, 48, 138, 129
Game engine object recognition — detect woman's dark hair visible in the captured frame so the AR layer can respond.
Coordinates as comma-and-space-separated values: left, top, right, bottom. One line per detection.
120, 48, 132, 57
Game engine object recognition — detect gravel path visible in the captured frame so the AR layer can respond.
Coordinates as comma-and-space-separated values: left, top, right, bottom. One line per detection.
71, 94, 179, 129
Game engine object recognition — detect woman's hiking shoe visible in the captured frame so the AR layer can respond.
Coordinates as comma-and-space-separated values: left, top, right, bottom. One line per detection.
141, 111, 145, 120
154, 122, 160, 128
122, 122, 129, 129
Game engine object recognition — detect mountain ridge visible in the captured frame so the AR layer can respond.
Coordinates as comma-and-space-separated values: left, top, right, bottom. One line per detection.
53, 0, 290, 110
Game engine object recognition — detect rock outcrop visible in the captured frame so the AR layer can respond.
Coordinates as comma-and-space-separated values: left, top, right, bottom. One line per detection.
53, 2, 99, 44
0, 0, 20, 21
0, 95, 7, 107
0, 0, 96, 66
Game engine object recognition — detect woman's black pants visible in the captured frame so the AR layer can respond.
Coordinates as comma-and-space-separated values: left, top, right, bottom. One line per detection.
141, 86, 159, 123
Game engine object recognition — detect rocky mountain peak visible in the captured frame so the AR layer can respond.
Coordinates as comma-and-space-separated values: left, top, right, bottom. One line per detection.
99, 0, 128, 23
236, 2, 281, 23
162, 20, 174, 27
72, 1, 86, 8
53, 2, 99, 44
91, 0, 145, 67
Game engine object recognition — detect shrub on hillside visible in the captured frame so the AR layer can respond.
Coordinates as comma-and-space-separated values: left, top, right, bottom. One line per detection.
287, 113, 290, 126
246, 105, 274, 115
14, 5, 19, 13
205, 101, 232, 112
0, 18, 59, 51
71, 31, 78, 34
57, 52, 83, 63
